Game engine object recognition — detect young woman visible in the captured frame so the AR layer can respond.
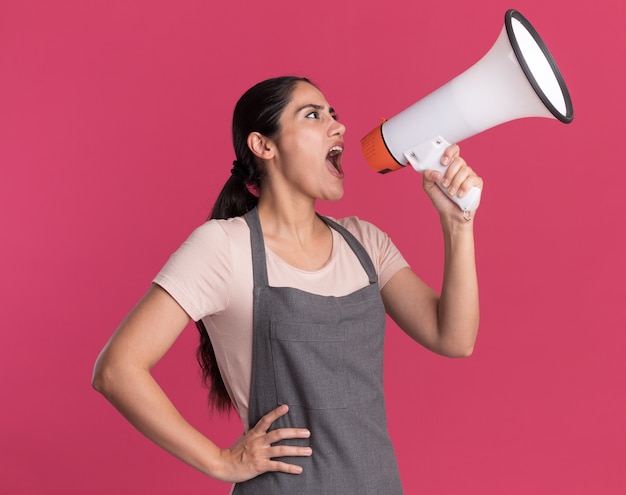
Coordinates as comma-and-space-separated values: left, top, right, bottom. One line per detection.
93, 76, 482, 494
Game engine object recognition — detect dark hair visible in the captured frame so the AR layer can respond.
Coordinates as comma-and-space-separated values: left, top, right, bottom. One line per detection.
196, 76, 311, 413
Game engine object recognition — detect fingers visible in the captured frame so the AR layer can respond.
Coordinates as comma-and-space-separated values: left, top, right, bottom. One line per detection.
252, 405, 311, 443
440, 143, 460, 166
245, 440, 312, 477
251, 403, 290, 434
263, 425, 311, 445
438, 145, 483, 198
265, 441, 313, 471
221, 404, 312, 482
253, 404, 311, 456
266, 459, 307, 475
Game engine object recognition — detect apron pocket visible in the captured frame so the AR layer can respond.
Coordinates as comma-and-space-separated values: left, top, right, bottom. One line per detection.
270, 320, 348, 410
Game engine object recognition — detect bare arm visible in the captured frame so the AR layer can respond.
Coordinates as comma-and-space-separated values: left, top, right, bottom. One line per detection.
381, 144, 480, 357
92, 284, 311, 482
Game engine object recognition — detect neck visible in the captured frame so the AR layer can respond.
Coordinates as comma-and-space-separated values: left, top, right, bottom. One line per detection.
255, 196, 333, 271
256, 194, 321, 240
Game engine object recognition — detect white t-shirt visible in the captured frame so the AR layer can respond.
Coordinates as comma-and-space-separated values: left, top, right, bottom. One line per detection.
153, 215, 409, 428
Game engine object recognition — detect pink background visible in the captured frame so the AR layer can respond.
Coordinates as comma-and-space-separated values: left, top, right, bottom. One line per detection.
1, 0, 624, 493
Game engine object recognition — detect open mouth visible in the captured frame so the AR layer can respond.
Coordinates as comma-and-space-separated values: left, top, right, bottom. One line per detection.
326, 145, 344, 176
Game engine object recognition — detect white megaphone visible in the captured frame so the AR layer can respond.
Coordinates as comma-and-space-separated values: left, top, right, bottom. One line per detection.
360, 9, 574, 212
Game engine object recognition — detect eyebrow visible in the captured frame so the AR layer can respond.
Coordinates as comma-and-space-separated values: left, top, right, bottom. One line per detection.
296, 103, 337, 116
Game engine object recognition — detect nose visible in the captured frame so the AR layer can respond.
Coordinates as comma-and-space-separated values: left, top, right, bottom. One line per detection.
329, 118, 346, 137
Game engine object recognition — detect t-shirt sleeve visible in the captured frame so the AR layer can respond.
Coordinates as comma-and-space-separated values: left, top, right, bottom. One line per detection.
337, 216, 409, 289
153, 221, 232, 321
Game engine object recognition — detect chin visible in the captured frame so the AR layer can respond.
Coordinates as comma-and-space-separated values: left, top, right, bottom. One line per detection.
314, 179, 345, 202
322, 190, 345, 202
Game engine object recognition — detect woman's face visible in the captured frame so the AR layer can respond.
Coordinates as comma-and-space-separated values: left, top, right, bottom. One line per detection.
267, 81, 346, 202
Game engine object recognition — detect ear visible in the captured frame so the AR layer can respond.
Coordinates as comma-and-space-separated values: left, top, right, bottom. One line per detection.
247, 132, 276, 161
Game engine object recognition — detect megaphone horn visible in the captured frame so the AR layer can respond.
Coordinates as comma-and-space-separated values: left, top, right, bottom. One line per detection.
360, 9, 574, 212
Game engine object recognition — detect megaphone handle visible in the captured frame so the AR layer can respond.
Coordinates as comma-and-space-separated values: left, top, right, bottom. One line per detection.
431, 162, 482, 212
404, 137, 482, 212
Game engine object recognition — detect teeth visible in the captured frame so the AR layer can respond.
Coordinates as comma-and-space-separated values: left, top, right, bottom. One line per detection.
328, 146, 343, 157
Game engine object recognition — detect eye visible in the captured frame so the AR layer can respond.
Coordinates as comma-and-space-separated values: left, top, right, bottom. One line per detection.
305, 110, 319, 119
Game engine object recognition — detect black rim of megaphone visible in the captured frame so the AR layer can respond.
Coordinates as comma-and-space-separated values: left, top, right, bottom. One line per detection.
505, 9, 574, 123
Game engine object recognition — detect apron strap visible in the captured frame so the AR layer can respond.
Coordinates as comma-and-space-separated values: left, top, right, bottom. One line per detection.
244, 208, 269, 288
318, 215, 379, 285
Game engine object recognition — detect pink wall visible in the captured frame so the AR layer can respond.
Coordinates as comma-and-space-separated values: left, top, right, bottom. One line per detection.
1, 0, 624, 493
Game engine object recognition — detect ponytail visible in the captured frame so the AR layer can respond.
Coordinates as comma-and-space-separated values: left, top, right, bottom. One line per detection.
195, 169, 259, 414
210, 161, 261, 220
195, 76, 311, 413
195, 168, 259, 414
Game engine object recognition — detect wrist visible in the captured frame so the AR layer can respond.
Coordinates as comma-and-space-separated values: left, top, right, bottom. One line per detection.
439, 209, 476, 234
178, 437, 229, 481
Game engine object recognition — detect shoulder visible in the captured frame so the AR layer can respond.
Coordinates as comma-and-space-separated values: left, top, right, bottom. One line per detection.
329, 215, 389, 245
327, 214, 395, 259
174, 216, 249, 258
156, 217, 250, 286
187, 216, 248, 243
153, 216, 251, 320
327, 215, 410, 288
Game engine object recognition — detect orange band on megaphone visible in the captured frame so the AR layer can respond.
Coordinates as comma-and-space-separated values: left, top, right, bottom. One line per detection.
360, 123, 405, 174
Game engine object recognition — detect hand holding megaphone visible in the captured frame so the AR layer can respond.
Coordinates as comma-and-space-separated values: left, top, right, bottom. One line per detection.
361, 9, 573, 213
405, 136, 482, 212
